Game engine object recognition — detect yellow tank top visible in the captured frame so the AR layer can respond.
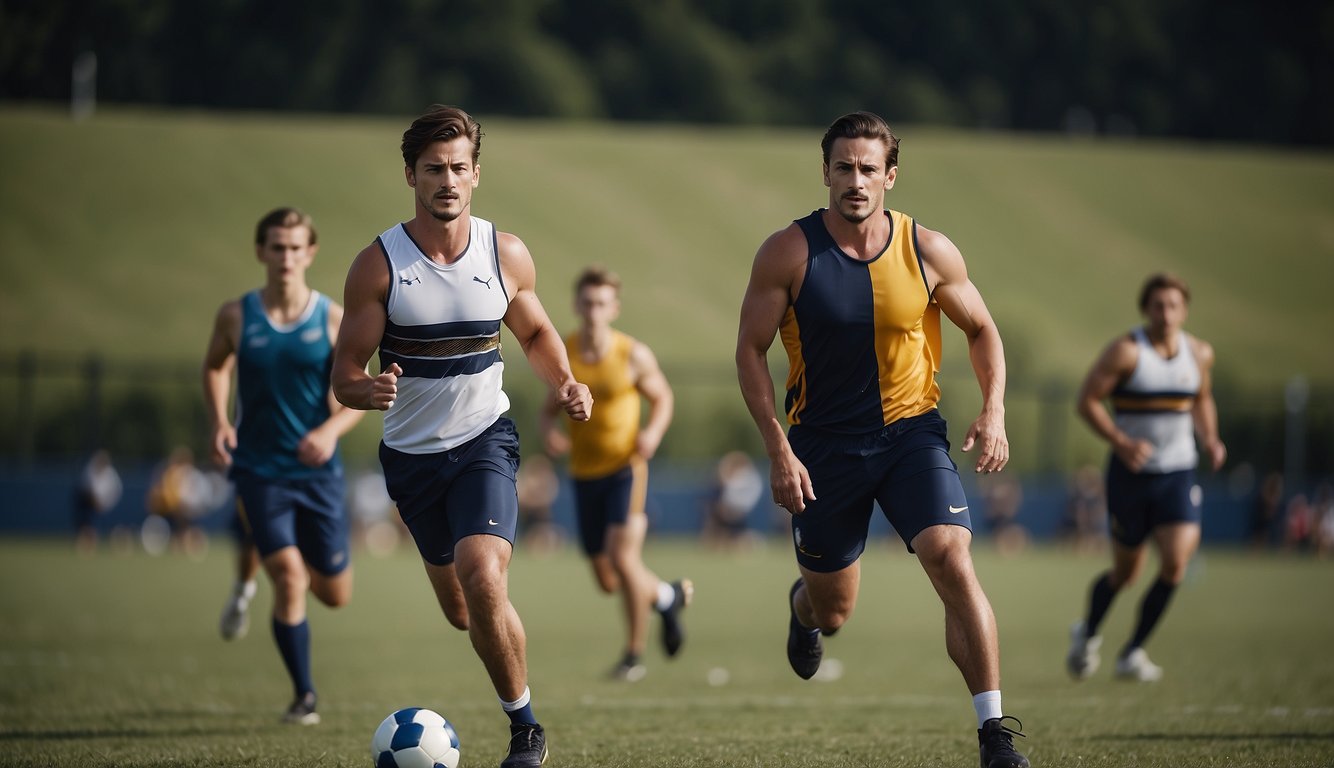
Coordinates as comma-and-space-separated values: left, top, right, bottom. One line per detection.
565, 330, 641, 479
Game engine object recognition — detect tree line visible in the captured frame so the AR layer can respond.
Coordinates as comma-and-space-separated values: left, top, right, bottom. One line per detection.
2, 0, 1330, 145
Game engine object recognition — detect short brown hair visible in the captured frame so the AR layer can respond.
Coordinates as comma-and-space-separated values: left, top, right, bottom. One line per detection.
1138, 273, 1191, 310
402, 105, 483, 169
254, 207, 316, 246
574, 265, 621, 295
821, 111, 899, 169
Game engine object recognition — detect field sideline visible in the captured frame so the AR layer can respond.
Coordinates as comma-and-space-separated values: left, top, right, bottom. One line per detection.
2, 537, 1332, 767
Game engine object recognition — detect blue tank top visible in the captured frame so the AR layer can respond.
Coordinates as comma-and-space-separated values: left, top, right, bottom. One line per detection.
232, 290, 340, 479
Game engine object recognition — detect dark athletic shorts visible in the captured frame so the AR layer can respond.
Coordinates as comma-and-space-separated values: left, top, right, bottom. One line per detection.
787, 410, 972, 571
573, 458, 647, 556
379, 417, 521, 566
232, 468, 350, 576
1105, 455, 1201, 547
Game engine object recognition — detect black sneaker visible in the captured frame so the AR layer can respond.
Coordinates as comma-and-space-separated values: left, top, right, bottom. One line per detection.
659, 579, 693, 657
978, 716, 1029, 768
282, 691, 319, 725
500, 723, 548, 768
786, 578, 822, 679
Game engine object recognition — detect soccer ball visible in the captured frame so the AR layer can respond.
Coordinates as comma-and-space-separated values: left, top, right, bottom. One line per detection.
371, 707, 461, 768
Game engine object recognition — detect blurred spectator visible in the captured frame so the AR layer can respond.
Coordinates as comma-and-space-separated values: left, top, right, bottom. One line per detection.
1283, 493, 1314, 552
1312, 483, 1334, 560
516, 454, 564, 555
349, 469, 402, 557
1061, 464, 1108, 555
72, 449, 123, 554
144, 446, 209, 557
702, 451, 763, 550
978, 472, 1028, 557
1248, 471, 1284, 551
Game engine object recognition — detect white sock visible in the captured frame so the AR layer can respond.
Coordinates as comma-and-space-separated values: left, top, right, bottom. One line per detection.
236, 580, 257, 602
654, 582, 675, 612
499, 686, 531, 712
973, 690, 1003, 727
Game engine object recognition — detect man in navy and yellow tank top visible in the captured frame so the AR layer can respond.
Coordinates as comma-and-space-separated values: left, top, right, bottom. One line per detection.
539, 266, 692, 683
1067, 273, 1226, 684
736, 112, 1030, 768
202, 208, 365, 724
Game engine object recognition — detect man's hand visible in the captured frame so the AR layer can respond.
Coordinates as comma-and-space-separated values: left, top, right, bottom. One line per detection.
555, 381, 592, 422
961, 408, 1010, 473
372, 363, 402, 411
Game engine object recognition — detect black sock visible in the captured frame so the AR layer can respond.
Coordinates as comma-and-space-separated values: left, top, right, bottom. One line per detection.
1085, 571, 1118, 636
1126, 578, 1177, 653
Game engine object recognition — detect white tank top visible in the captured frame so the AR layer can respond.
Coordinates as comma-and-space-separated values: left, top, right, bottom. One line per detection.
1111, 328, 1200, 473
377, 216, 511, 453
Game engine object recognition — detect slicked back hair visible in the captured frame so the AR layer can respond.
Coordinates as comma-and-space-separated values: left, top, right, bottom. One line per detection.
254, 207, 316, 246
1138, 273, 1191, 310
821, 111, 899, 170
401, 105, 483, 170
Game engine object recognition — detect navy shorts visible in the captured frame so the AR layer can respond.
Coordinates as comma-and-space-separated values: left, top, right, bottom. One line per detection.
787, 410, 971, 571
231, 468, 350, 576
573, 459, 648, 556
1106, 456, 1202, 547
379, 417, 521, 566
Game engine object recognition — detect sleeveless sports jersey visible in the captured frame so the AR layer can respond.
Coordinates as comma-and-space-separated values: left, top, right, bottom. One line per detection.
1111, 327, 1200, 473
565, 330, 640, 479
377, 217, 510, 454
780, 209, 942, 433
233, 290, 338, 479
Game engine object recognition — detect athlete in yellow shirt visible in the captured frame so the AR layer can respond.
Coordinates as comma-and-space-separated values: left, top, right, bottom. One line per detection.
540, 266, 692, 681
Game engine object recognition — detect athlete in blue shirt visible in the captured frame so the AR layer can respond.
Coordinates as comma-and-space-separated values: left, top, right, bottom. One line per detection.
203, 208, 365, 724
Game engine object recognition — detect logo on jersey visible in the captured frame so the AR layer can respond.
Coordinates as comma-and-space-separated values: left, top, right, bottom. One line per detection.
473, 276, 494, 289
300, 327, 323, 344
949, 505, 968, 514
399, 275, 421, 286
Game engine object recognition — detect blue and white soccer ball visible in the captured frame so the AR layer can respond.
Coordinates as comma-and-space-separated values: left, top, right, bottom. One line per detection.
371, 707, 461, 768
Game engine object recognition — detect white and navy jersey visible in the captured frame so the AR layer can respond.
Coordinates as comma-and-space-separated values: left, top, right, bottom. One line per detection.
1110, 327, 1201, 473
377, 216, 511, 454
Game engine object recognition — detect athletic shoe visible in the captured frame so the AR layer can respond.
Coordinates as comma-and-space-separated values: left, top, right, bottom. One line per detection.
786, 578, 822, 680
1065, 620, 1102, 680
500, 723, 548, 768
1115, 647, 1164, 682
659, 578, 693, 657
282, 691, 320, 725
219, 585, 252, 641
609, 653, 647, 682
978, 716, 1030, 768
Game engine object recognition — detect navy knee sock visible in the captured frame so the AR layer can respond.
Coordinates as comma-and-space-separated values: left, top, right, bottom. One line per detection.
1126, 578, 1177, 653
1085, 571, 1118, 636
272, 617, 313, 698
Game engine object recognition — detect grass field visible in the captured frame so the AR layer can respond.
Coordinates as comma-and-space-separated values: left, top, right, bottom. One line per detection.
2, 537, 1332, 767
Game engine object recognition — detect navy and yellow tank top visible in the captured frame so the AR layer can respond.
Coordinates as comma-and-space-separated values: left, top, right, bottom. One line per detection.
779, 209, 942, 434
233, 290, 339, 479
565, 330, 641, 479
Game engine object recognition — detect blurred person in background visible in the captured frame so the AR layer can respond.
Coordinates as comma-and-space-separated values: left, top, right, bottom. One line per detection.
539, 265, 692, 683
1067, 273, 1226, 684
1061, 464, 1108, 555
516, 453, 564, 555
72, 449, 122, 554
202, 207, 364, 724
736, 111, 1029, 768
702, 450, 764, 550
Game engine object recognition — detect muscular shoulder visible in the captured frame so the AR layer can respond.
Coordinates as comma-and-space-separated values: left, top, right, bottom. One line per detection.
753, 223, 808, 284
914, 223, 966, 289
495, 230, 535, 294
1186, 332, 1216, 369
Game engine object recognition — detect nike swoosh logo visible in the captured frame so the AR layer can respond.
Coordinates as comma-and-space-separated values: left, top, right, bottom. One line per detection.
487, 519, 499, 526
949, 505, 968, 514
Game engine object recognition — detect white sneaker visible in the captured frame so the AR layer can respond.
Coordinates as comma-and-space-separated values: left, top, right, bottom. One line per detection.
1115, 647, 1163, 682
1066, 620, 1102, 680
219, 582, 255, 641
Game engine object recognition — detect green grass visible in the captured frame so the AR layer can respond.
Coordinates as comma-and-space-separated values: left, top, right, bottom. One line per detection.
2, 537, 1332, 766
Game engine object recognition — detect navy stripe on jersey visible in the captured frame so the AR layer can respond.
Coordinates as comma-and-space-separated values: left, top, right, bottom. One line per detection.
1112, 388, 1198, 400
490, 226, 509, 302
911, 222, 929, 295
380, 347, 502, 379
385, 318, 502, 340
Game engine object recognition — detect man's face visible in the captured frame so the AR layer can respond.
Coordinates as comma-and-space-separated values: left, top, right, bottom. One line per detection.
407, 136, 480, 222
255, 225, 316, 283
823, 136, 896, 224
575, 284, 620, 329
1142, 287, 1189, 335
